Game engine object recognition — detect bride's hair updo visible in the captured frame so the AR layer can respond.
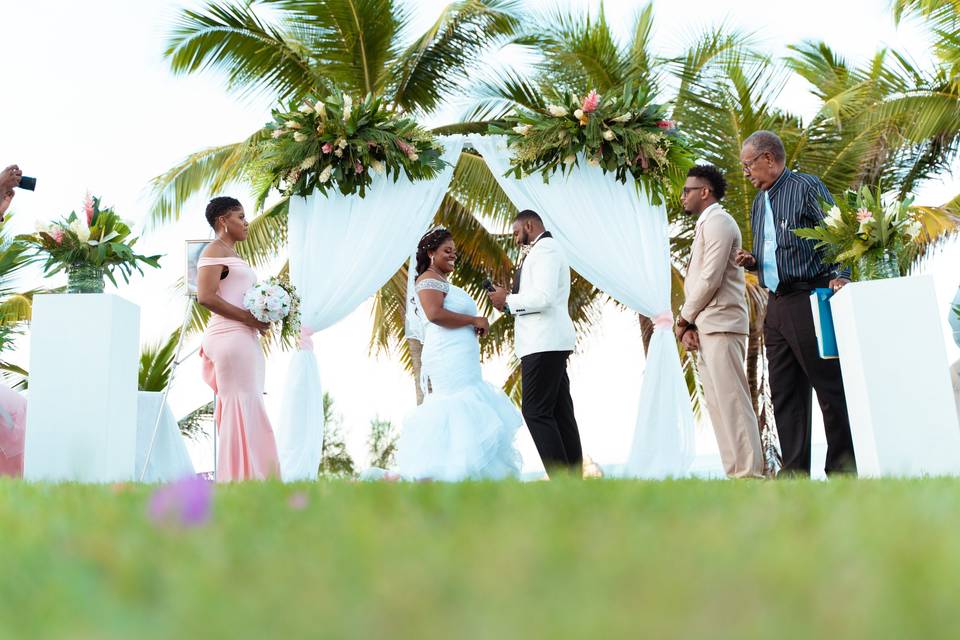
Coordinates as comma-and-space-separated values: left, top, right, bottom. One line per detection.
415, 228, 453, 276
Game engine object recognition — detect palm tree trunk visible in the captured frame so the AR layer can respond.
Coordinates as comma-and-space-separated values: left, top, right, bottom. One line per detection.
638, 313, 655, 354
747, 313, 763, 416
408, 338, 425, 405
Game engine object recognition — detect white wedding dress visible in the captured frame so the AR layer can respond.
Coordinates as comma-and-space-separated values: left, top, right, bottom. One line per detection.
395, 278, 523, 481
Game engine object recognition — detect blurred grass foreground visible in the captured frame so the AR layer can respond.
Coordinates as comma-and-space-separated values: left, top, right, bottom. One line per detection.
2, 477, 959, 639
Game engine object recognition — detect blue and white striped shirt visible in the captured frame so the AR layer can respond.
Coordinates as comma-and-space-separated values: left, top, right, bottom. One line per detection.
748, 168, 849, 289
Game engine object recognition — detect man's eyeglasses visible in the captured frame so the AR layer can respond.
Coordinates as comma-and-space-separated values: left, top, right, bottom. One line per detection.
741, 152, 766, 171
682, 185, 711, 195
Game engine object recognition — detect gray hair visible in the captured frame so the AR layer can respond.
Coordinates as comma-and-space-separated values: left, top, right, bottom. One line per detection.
744, 130, 786, 164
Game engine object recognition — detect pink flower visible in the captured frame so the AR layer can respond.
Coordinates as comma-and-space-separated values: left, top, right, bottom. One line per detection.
83, 193, 94, 225
396, 139, 415, 158
148, 475, 213, 528
355, 160, 364, 174
321, 142, 333, 154
656, 120, 675, 130
581, 89, 600, 113
288, 492, 309, 510
51, 228, 64, 245
856, 208, 873, 223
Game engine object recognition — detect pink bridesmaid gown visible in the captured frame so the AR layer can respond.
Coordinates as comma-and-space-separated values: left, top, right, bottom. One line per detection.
198, 256, 281, 482
0, 385, 26, 478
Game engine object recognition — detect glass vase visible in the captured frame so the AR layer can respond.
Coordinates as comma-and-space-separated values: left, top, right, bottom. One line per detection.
66, 264, 105, 294
858, 249, 900, 281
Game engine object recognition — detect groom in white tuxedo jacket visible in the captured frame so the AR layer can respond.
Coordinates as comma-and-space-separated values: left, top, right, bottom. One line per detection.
489, 210, 582, 476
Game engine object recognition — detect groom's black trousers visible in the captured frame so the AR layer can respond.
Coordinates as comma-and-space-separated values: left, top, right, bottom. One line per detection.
521, 350, 582, 475
764, 289, 856, 476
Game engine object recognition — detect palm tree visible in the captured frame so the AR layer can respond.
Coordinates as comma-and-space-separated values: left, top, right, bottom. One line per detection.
151, 0, 562, 402
0, 218, 42, 389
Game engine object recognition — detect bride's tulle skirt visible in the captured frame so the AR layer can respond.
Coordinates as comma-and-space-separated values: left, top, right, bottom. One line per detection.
396, 380, 523, 482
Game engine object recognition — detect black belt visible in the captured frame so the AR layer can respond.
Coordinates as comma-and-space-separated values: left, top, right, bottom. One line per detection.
771, 277, 833, 297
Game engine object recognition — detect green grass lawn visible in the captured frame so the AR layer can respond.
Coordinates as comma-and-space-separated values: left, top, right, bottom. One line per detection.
2, 477, 959, 639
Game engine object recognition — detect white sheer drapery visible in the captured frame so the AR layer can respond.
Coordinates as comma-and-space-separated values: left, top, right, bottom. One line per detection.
277, 138, 465, 480
469, 134, 694, 478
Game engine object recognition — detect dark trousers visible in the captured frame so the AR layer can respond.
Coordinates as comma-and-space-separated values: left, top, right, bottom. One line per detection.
764, 290, 857, 476
521, 350, 582, 476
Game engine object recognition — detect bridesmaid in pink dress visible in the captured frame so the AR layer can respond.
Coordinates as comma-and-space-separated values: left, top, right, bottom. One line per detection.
196, 197, 280, 481
0, 186, 26, 478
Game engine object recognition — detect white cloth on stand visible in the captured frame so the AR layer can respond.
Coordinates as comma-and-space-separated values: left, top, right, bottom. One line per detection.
277, 137, 465, 481
469, 134, 694, 478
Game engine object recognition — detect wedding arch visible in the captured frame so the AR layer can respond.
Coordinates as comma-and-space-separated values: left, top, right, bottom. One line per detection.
269, 87, 695, 480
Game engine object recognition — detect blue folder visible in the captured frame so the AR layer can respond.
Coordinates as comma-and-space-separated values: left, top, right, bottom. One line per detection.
810, 288, 838, 359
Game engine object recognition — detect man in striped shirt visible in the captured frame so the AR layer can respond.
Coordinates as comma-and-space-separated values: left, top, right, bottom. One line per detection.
734, 130, 857, 476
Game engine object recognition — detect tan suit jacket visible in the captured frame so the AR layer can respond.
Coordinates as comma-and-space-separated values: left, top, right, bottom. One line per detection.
681, 203, 749, 335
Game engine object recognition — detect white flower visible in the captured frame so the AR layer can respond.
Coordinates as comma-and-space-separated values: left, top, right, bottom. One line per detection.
70, 218, 90, 243
902, 219, 922, 239
300, 155, 319, 170
298, 102, 314, 114
563, 154, 576, 166
34, 220, 50, 234
408, 152, 419, 161
612, 112, 633, 122
825, 205, 843, 228
574, 108, 584, 120
337, 138, 348, 149
602, 129, 615, 141
293, 132, 308, 142
513, 124, 532, 135
546, 105, 568, 117
318, 165, 333, 183
315, 101, 326, 119
371, 159, 385, 173
286, 121, 302, 129
587, 156, 600, 167
342, 94, 353, 121
334, 149, 343, 158
271, 128, 284, 139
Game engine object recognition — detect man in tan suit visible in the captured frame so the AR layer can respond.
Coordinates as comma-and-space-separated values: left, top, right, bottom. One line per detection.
675, 164, 763, 478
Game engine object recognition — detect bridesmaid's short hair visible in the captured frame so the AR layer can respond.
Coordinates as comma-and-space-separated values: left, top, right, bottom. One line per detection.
205, 196, 242, 229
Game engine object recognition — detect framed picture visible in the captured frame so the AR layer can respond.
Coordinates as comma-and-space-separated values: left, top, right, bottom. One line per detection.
185, 240, 211, 298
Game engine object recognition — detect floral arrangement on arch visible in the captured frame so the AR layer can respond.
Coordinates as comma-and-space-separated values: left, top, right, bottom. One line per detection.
258, 87, 447, 199
793, 185, 924, 280
19, 194, 161, 286
492, 85, 695, 203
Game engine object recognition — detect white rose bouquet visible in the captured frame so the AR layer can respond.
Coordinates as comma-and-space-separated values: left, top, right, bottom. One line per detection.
243, 276, 302, 346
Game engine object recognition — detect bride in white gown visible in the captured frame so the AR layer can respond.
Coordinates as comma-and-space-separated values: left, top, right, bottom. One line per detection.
395, 228, 522, 481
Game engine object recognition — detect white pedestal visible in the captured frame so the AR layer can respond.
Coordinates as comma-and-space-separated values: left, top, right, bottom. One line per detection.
136, 392, 196, 482
831, 276, 960, 477
24, 294, 140, 482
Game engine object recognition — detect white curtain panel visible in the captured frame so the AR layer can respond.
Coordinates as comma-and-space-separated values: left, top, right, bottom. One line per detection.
277, 137, 465, 481
469, 134, 694, 478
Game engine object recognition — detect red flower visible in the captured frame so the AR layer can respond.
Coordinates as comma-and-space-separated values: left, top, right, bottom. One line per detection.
656, 120, 675, 130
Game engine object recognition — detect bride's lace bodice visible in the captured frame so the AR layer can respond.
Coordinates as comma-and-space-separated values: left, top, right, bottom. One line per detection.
412, 277, 481, 396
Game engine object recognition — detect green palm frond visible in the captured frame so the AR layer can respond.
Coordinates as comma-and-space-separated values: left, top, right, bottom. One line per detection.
237, 198, 289, 268
165, 0, 324, 101
274, 0, 402, 97
448, 150, 517, 228
148, 129, 267, 225
389, 0, 522, 113
139, 329, 181, 392
461, 68, 546, 122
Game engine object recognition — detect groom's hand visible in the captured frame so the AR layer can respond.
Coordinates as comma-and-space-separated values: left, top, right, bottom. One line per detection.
488, 285, 508, 312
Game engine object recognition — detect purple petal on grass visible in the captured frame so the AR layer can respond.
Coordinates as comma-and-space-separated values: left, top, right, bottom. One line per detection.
148, 475, 213, 527
288, 491, 309, 510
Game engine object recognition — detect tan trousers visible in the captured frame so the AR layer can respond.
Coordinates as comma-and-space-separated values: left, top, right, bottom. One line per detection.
698, 331, 764, 478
